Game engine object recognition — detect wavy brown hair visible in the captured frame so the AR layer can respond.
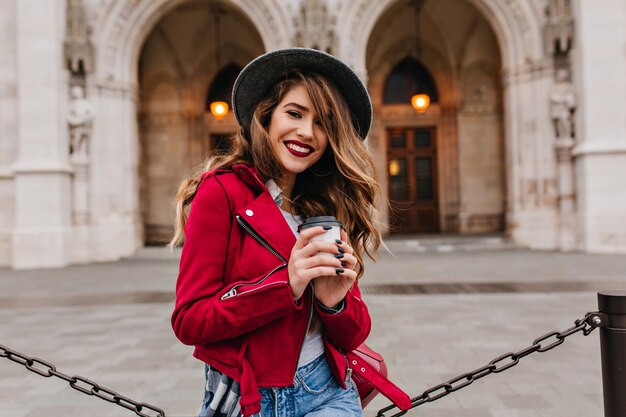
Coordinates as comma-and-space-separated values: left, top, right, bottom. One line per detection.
168, 71, 382, 279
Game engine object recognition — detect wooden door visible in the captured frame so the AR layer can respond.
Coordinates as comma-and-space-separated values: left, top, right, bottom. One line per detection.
387, 127, 439, 233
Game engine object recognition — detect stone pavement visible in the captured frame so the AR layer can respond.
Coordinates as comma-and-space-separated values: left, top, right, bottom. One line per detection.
1, 241, 625, 417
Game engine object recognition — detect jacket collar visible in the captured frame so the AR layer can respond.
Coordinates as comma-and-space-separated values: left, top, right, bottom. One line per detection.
231, 164, 297, 261
231, 164, 265, 193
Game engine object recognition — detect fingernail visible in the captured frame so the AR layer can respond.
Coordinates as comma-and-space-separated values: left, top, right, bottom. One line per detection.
341, 261, 346, 267
335, 239, 343, 245
335, 254, 344, 259
336, 268, 344, 275
337, 247, 345, 253
323, 225, 332, 230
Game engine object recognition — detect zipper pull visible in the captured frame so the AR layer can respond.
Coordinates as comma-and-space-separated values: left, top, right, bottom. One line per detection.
220, 288, 237, 300
344, 367, 353, 384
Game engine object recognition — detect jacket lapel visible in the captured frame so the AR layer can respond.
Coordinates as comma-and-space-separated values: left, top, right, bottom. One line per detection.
235, 191, 297, 262
231, 164, 299, 261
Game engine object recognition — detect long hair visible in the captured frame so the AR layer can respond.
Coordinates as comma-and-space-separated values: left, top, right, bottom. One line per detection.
169, 71, 382, 279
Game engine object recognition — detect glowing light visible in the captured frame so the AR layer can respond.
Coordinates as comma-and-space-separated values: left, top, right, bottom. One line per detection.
210, 101, 229, 120
411, 94, 430, 113
389, 160, 400, 176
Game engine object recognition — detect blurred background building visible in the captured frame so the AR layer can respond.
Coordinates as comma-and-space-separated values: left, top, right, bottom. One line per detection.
0, 0, 624, 269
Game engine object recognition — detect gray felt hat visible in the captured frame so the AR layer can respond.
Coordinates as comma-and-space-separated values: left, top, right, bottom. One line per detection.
232, 48, 372, 140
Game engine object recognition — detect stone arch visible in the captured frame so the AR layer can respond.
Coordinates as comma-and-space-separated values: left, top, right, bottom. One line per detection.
337, 0, 543, 73
363, 0, 513, 235
355, 0, 558, 246
82, 0, 289, 259
93, 0, 292, 84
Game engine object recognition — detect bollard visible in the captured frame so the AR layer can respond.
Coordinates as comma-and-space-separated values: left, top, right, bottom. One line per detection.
598, 291, 626, 417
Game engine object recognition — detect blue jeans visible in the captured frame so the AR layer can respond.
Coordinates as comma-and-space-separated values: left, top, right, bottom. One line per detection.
255, 354, 363, 417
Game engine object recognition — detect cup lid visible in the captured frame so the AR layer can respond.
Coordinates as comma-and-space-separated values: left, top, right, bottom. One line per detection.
297, 216, 342, 232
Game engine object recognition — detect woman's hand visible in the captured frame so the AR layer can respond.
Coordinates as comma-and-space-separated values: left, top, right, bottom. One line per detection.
288, 226, 348, 302
311, 229, 358, 309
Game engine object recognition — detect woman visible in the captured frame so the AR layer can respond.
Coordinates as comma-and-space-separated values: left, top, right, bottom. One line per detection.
170, 48, 382, 417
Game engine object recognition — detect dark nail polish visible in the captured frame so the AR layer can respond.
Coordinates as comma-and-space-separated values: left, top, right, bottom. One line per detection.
335, 254, 344, 259
341, 261, 347, 267
336, 268, 344, 275
335, 239, 343, 245
323, 225, 332, 230
337, 247, 345, 253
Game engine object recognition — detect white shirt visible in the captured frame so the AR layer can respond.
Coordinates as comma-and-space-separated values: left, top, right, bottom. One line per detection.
266, 179, 325, 367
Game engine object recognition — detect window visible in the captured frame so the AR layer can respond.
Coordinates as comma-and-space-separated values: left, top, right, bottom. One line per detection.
383, 57, 438, 104
206, 63, 242, 111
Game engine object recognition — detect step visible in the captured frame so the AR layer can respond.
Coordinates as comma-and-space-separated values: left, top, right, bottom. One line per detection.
383, 234, 519, 253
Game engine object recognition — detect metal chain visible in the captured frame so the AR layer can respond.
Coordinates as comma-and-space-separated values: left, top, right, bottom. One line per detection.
0, 311, 606, 417
0, 344, 165, 417
376, 311, 604, 417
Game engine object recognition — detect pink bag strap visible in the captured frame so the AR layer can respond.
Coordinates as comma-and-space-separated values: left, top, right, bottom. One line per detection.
346, 351, 412, 410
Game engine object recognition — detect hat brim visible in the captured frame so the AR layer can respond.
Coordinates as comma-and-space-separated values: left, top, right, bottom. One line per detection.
232, 48, 372, 140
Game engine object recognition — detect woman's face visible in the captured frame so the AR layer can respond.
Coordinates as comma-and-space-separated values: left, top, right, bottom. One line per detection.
268, 84, 329, 184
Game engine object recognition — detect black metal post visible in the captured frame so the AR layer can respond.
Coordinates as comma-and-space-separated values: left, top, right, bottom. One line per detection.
598, 291, 626, 417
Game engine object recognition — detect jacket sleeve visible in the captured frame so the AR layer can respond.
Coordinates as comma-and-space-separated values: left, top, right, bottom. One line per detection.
171, 176, 301, 346
314, 282, 371, 352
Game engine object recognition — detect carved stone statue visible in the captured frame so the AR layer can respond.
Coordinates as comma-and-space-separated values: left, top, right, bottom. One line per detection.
544, 0, 574, 55
292, 0, 337, 54
550, 69, 576, 139
67, 86, 94, 161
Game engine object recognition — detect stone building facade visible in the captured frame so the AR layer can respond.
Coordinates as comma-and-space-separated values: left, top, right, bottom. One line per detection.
0, 0, 625, 269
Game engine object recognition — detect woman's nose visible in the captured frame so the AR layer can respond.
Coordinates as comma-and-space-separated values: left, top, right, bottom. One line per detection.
296, 120, 314, 139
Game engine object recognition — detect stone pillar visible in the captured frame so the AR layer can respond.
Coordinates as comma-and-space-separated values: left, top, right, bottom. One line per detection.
12, 0, 73, 269
67, 85, 93, 264
0, 0, 18, 267
555, 137, 577, 249
544, 0, 578, 251
87, 79, 142, 262
573, 0, 626, 253
440, 105, 460, 233
504, 65, 559, 250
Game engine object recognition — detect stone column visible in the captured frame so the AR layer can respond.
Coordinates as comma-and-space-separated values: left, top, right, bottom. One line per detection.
12, 0, 73, 269
503, 65, 559, 249
68, 86, 93, 263
549, 68, 577, 250
86, 79, 142, 262
573, 0, 626, 253
555, 136, 576, 249
0, 0, 18, 267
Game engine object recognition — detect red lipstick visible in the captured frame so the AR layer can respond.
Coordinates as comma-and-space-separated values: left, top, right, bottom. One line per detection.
284, 140, 314, 158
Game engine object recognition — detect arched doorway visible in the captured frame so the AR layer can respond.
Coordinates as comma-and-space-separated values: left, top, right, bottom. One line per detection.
385, 57, 440, 233
137, 1, 264, 244
366, 0, 505, 235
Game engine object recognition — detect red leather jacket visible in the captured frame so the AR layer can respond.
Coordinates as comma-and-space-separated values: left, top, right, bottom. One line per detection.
171, 164, 371, 416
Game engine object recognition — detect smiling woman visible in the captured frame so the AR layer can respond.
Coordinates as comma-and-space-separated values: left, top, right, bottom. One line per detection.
167, 48, 403, 417
268, 85, 329, 200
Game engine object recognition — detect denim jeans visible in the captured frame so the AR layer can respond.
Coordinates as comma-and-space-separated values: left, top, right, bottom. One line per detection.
254, 354, 363, 417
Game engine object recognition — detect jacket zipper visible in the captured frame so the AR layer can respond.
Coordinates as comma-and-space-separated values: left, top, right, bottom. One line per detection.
293, 285, 315, 378
343, 351, 353, 385
236, 214, 287, 262
219, 264, 287, 300
220, 216, 289, 300
236, 213, 313, 379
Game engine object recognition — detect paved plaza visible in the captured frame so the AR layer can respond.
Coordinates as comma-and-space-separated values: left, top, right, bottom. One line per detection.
1, 239, 625, 417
